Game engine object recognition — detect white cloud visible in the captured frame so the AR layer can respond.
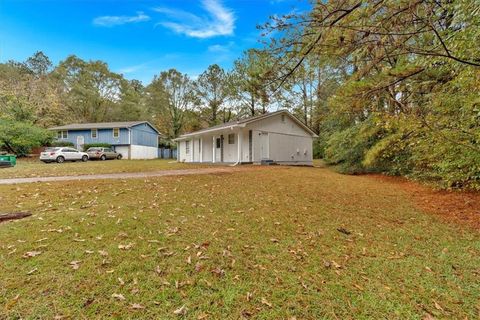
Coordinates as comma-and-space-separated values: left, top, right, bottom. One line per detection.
118, 64, 146, 74
93, 12, 150, 27
153, 0, 235, 38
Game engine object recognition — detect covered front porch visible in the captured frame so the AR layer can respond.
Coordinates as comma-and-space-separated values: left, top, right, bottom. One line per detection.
176, 127, 254, 164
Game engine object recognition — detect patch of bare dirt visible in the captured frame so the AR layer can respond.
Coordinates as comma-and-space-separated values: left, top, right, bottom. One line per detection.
367, 174, 480, 230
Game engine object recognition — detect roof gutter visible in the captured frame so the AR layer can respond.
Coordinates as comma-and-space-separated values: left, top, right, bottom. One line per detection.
173, 125, 242, 141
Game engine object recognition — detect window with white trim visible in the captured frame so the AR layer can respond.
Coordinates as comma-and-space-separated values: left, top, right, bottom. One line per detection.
91, 129, 98, 139
113, 128, 120, 138
228, 133, 235, 144
57, 130, 68, 139
185, 140, 190, 154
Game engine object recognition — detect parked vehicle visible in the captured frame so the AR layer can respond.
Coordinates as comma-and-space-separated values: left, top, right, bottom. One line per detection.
40, 147, 89, 163
86, 147, 122, 160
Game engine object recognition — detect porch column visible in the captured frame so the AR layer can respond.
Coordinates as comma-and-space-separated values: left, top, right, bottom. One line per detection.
192, 138, 195, 162
237, 131, 242, 164
176, 141, 179, 162
212, 136, 216, 163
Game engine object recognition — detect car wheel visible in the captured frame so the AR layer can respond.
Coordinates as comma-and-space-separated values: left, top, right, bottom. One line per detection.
100, 155, 106, 161
82, 155, 88, 162
56, 156, 65, 163
117, 154, 122, 160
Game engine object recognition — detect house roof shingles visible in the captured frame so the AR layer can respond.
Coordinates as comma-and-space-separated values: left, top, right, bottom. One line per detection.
176, 110, 318, 139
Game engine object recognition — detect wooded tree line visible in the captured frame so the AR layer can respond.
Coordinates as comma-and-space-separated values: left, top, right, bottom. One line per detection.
260, 0, 480, 189
1, 0, 479, 189
0, 49, 289, 143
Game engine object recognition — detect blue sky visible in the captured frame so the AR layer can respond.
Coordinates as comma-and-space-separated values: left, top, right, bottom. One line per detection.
0, 0, 308, 84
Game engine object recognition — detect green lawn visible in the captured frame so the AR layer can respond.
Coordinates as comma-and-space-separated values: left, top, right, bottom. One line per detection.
0, 159, 207, 179
0, 166, 479, 319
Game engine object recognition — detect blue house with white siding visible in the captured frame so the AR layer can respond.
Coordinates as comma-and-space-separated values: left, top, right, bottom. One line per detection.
49, 121, 161, 159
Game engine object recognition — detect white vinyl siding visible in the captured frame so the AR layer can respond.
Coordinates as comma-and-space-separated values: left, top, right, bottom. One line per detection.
228, 133, 235, 144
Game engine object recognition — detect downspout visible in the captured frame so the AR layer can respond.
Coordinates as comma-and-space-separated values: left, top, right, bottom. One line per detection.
127, 128, 132, 160
212, 135, 216, 163
230, 130, 242, 167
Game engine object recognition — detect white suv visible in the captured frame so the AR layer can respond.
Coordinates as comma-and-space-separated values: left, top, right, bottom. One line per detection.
40, 147, 89, 163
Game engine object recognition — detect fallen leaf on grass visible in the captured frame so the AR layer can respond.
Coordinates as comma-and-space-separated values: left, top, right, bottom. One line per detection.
4, 294, 20, 310
130, 303, 145, 310
261, 297, 272, 308
69, 260, 81, 270
433, 300, 444, 311
173, 305, 187, 316
112, 293, 126, 301
211, 267, 225, 277
151, 266, 162, 276
194, 262, 203, 273
353, 283, 364, 291
197, 312, 209, 319
118, 243, 134, 250
23, 251, 42, 258
27, 268, 38, 275
423, 313, 435, 320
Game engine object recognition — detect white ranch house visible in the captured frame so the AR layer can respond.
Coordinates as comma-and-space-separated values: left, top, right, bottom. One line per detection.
175, 110, 317, 165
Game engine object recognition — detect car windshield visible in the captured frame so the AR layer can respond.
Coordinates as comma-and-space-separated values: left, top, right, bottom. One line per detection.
87, 148, 102, 151
45, 147, 60, 152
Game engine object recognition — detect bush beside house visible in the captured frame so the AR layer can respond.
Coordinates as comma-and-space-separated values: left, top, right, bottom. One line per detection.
0, 120, 54, 156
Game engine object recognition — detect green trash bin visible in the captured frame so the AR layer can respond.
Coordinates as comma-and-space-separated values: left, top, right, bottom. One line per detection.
0, 155, 16, 167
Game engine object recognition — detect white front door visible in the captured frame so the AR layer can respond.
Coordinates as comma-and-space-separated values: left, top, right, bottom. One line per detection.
260, 132, 269, 159
76, 135, 84, 151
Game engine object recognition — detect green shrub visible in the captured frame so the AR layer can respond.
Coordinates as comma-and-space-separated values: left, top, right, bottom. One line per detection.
312, 138, 324, 159
324, 118, 385, 174
82, 143, 111, 151
0, 120, 54, 156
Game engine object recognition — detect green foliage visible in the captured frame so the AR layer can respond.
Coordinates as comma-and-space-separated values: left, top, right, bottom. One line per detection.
194, 64, 231, 125
146, 69, 196, 139
324, 117, 385, 174
82, 143, 111, 151
0, 120, 54, 156
312, 138, 323, 159
263, 0, 480, 189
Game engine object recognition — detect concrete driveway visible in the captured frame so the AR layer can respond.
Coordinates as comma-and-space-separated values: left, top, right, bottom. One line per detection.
0, 167, 238, 185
